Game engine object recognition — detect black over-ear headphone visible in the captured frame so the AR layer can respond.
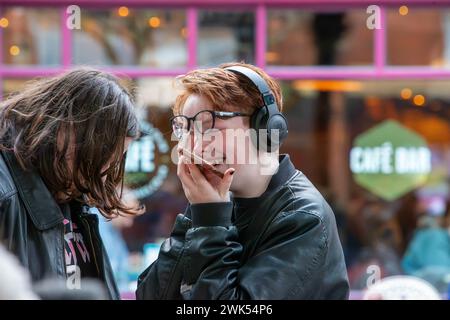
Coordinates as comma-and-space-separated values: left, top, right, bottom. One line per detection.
225, 66, 288, 152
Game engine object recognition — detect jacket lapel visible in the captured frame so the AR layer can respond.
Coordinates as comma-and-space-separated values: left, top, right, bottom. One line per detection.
1, 151, 64, 231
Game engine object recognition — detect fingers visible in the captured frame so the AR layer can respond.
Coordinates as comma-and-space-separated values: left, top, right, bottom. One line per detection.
179, 150, 234, 203
178, 133, 192, 151
186, 163, 208, 185
177, 155, 194, 188
218, 168, 235, 198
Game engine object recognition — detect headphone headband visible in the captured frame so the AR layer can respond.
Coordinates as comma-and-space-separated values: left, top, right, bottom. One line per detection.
224, 65, 279, 119
224, 66, 274, 100
224, 65, 288, 152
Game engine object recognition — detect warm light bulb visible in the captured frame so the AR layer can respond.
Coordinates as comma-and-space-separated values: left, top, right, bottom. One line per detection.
118, 6, 129, 17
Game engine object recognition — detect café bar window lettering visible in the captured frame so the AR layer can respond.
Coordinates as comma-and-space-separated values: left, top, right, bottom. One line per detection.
350, 120, 432, 201
125, 121, 170, 199
351, 143, 431, 175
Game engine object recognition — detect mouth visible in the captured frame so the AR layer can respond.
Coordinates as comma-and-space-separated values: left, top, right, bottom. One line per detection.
206, 156, 226, 166
203, 155, 228, 175
180, 148, 226, 178
203, 162, 226, 178
201, 164, 226, 180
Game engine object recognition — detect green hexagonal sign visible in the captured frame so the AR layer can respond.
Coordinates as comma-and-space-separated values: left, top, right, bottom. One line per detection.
350, 120, 431, 201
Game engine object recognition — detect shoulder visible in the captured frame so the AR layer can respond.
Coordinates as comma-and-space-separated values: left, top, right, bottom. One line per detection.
281, 171, 335, 223
261, 171, 339, 249
0, 154, 18, 201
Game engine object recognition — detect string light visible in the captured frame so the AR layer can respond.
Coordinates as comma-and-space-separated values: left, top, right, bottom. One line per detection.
399, 6, 409, 16
148, 17, 161, 28
118, 6, 129, 17
9, 45, 20, 56
413, 94, 425, 106
0, 17, 9, 28
400, 88, 412, 100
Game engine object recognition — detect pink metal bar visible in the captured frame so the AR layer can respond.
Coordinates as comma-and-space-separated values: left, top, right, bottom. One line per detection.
0, 6, 3, 67
266, 66, 450, 79
103, 67, 187, 77
2, 1, 450, 81
374, 5, 386, 71
5, 65, 450, 80
187, 7, 198, 69
0, 66, 189, 78
3, 1, 450, 6
61, 6, 72, 66
0, 6, 3, 100
255, 4, 266, 68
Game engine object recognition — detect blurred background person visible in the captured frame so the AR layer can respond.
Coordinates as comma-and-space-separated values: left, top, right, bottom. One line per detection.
97, 188, 140, 294
401, 200, 450, 292
0, 244, 38, 300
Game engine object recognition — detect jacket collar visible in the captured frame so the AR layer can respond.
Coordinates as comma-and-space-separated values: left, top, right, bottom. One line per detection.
265, 154, 297, 194
1, 151, 64, 231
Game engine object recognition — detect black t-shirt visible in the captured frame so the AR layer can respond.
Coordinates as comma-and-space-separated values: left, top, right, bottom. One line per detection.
59, 201, 99, 290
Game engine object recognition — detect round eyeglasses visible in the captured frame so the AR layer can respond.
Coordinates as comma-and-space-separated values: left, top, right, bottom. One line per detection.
170, 110, 251, 139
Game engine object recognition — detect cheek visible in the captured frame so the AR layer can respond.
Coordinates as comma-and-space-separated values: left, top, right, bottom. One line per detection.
222, 131, 252, 164
177, 132, 195, 153
222, 136, 242, 164
224, 136, 236, 160
214, 131, 229, 159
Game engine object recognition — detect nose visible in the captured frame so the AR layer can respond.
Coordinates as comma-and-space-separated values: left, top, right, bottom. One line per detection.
178, 130, 216, 158
177, 130, 196, 155
193, 132, 204, 156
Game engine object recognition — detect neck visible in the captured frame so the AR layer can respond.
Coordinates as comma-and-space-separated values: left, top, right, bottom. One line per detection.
232, 154, 279, 198
233, 171, 272, 198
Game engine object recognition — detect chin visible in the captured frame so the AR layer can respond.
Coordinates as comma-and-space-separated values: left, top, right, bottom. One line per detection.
229, 180, 240, 194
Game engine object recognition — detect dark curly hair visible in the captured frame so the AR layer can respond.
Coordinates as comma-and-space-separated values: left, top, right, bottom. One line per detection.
0, 68, 141, 218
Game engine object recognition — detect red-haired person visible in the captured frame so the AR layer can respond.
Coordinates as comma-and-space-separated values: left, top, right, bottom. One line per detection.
137, 63, 349, 300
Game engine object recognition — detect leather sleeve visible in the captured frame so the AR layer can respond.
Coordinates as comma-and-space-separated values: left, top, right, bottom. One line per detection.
0, 193, 19, 250
182, 205, 348, 300
135, 213, 191, 300
137, 202, 349, 300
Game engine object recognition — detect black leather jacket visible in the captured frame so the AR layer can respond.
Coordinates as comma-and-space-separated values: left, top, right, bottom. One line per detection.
136, 155, 349, 300
0, 151, 119, 299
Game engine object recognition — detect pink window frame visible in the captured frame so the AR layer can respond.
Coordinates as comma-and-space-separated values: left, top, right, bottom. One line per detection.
1, 0, 450, 101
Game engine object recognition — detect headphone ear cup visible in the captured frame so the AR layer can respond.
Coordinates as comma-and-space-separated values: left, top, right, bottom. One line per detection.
250, 106, 269, 151
266, 113, 288, 151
